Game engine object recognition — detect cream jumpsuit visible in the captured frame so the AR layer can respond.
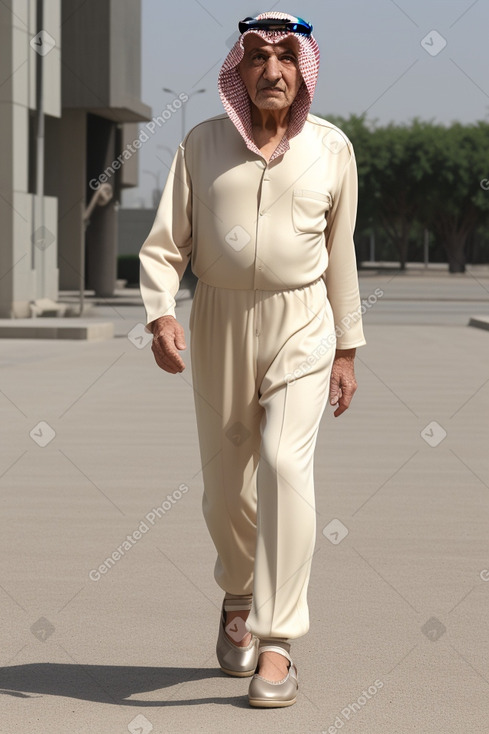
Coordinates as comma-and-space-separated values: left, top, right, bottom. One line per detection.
139, 113, 366, 641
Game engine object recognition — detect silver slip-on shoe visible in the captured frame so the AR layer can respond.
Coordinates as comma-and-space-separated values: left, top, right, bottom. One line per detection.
216, 597, 259, 677
248, 645, 298, 708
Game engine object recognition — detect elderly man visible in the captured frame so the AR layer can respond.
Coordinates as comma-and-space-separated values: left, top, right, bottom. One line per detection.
139, 12, 365, 708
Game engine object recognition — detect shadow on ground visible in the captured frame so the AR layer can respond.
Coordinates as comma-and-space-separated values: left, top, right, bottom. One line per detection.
0, 663, 249, 707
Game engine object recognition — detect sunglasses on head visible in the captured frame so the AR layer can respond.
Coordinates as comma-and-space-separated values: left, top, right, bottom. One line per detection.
238, 15, 313, 36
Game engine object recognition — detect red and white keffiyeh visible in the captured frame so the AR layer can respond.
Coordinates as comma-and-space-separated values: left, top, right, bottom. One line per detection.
218, 11, 320, 161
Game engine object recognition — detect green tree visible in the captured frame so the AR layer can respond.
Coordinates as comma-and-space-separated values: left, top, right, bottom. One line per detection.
416, 121, 489, 273
323, 115, 423, 269
368, 122, 420, 269
320, 114, 489, 272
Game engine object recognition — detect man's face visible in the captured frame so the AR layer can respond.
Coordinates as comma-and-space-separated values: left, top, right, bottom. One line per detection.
238, 34, 303, 111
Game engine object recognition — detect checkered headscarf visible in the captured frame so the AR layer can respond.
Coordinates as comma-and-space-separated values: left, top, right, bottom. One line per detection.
218, 11, 320, 161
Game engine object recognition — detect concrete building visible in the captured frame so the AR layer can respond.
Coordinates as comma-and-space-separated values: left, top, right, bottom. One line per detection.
0, 0, 151, 318
118, 208, 157, 259
117, 207, 197, 295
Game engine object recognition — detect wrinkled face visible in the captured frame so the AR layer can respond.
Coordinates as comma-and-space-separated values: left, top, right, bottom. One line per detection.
238, 34, 303, 111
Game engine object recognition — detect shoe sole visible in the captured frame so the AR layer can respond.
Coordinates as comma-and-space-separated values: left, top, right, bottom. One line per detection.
248, 697, 297, 708
220, 665, 256, 677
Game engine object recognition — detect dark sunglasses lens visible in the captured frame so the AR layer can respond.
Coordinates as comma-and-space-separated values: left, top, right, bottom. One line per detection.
238, 17, 312, 35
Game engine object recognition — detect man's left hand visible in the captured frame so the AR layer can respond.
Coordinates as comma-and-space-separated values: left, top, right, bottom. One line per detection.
329, 348, 358, 418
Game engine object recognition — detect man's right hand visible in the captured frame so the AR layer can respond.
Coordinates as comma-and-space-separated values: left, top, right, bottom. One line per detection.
149, 315, 186, 373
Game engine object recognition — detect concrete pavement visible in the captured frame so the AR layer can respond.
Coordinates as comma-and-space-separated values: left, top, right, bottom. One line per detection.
0, 271, 488, 733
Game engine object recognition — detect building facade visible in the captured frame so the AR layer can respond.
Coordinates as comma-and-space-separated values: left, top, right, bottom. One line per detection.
0, 0, 151, 318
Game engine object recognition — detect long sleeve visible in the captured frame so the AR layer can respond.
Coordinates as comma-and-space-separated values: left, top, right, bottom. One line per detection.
139, 143, 192, 327
324, 146, 366, 349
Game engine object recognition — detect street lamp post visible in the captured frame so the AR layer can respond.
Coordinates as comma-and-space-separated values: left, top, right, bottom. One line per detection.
162, 87, 206, 140
157, 144, 175, 163
143, 170, 164, 208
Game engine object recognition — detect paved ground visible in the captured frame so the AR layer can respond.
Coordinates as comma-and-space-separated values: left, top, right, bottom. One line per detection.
1, 270, 488, 733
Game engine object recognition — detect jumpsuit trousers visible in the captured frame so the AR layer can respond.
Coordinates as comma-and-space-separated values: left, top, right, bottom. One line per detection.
189, 276, 336, 643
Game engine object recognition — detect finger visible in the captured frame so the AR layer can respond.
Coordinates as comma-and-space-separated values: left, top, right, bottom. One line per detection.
153, 333, 184, 364
174, 325, 187, 351
333, 384, 357, 417
151, 346, 173, 371
333, 391, 349, 417
152, 342, 185, 373
333, 401, 348, 417
157, 346, 185, 371
329, 379, 341, 405
340, 387, 355, 410
330, 392, 342, 409
154, 353, 185, 373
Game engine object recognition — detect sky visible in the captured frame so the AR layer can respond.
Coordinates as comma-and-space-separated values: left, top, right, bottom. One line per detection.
123, 0, 489, 207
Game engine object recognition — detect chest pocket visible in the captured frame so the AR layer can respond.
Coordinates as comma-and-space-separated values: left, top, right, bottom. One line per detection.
292, 189, 332, 235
